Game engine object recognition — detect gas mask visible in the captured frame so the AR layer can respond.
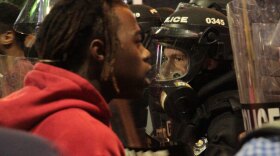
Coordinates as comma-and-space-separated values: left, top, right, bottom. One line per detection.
148, 39, 203, 119
147, 39, 204, 146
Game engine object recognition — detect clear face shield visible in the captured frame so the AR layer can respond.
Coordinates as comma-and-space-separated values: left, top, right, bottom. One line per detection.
13, 0, 57, 57
14, 0, 57, 35
154, 44, 190, 82
149, 27, 200, 83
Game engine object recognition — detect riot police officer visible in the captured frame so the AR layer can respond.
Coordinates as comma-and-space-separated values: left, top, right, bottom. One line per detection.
148, 6, 244, 156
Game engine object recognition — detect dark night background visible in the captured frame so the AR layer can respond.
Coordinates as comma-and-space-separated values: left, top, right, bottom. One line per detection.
143, 0, 189, 9
4, 0, 189, 9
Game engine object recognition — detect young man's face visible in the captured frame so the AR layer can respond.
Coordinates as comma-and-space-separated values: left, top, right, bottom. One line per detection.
113, 6, 151, 98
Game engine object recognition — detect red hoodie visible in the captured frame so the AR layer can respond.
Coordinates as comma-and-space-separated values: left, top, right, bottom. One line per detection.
0, 63, 125, 156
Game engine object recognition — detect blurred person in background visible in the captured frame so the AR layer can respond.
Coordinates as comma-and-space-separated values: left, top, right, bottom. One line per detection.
0, 2, 25, 57
156, 7, 174, 22
0, 2, 35, 97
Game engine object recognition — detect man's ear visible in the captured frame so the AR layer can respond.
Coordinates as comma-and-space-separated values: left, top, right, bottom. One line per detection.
0, 31, 15, 45
89, 39, 105, 62
24, 34, 36, 48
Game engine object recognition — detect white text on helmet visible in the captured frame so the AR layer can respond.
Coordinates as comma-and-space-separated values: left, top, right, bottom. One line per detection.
133, 12, 141, 18
205, 18, 225, 25
150, 9, 158, 14
164, 16, 188, 23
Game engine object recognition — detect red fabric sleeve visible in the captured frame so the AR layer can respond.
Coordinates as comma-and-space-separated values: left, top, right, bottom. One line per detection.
32, 108, 125, 156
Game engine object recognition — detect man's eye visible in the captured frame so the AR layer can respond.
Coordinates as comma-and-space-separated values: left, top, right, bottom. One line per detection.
140, 33, 146, 43
175, 56, 184, 61
136, 36, 143, 44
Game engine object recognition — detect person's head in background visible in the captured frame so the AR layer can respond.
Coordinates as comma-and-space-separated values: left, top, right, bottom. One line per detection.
129, 4, 161, 48
156, 7, 174, 22
35, 0, 151, 101
0, 2, 26, 57
0, 2, 38, 98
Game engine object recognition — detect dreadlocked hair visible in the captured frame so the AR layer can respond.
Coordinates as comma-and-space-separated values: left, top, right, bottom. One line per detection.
36, 0, 126, 74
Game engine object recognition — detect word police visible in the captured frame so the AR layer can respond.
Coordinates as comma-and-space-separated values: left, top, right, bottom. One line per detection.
164, 16, 225, 26
164, 16, 189, 23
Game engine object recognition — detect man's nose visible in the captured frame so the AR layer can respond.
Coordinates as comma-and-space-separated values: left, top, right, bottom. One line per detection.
142, 47, 151, 63
161, 60, 173, 76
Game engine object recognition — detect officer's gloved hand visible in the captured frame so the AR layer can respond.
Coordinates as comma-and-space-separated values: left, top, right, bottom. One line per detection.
168, 106, 209, 156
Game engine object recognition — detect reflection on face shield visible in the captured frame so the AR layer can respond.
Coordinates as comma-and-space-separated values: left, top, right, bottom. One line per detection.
157, 48, 189, 81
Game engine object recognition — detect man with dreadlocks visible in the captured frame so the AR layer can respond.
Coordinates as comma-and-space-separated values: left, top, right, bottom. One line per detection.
0, 0, 151, 155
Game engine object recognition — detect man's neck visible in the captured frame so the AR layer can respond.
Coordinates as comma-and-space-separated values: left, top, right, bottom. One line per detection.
4, 45, 24, 57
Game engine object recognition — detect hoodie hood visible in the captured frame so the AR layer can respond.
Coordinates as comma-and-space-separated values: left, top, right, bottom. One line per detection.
0, 63, 111, 130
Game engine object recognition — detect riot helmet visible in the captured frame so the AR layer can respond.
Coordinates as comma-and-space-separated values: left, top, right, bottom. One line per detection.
129, 4, 161, 47
151, 7, 230, 83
